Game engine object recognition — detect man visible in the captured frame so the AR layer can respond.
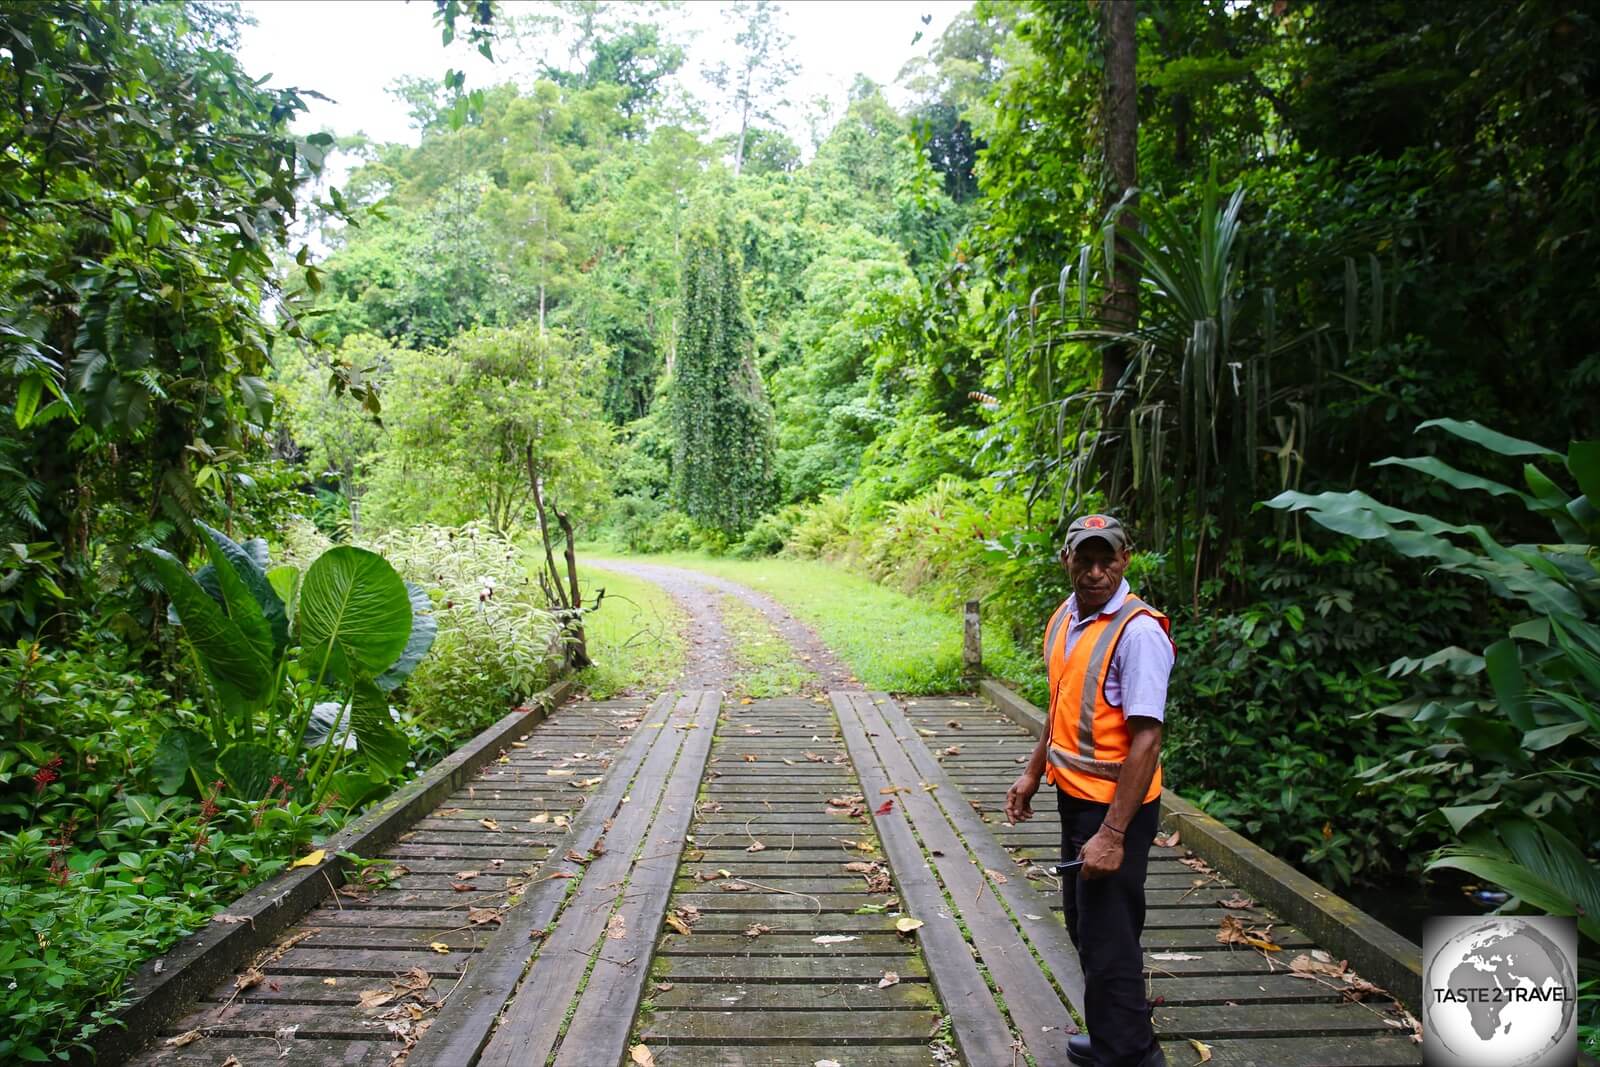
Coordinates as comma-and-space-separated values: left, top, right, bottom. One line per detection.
1006, 514, 1173, 1067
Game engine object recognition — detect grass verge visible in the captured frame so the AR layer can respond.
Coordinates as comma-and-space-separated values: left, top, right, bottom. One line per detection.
575, 564, 688, 699
589, 553, 1037, 695
720, 594, 814, 699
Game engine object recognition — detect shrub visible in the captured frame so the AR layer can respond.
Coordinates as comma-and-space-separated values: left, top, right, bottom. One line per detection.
732, 505, 808, 558
0, 640, 337, 1062
366, 524, 560, 759
785, 494, 853, 559
1162, 538, 1489, 888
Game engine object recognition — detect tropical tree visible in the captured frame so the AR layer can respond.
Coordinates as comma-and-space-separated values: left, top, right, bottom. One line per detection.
669, 214, 779, 534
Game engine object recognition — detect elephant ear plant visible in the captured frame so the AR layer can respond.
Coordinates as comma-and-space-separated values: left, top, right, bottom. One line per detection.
146, 524, 436, 810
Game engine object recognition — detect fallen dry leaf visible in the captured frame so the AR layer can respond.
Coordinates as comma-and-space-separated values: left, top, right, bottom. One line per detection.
1217, 893, 1254, 909
944, 746, 961, 756
916, 728, 937, 737
606, 914, 627, 940
984, 868, 1009, 885
232, 967, 263, 994
694, 869, 724, 882
879, 970, 900, 988
1216, 914, 1280, 951
530, 813, 549, 824
1149, 952, 1204, 961
744, 923, 773, 938
359, 988, 399, 1009
546, 769, 573, 777
719, 881, 750, 892
843, 861, 875, 873
220, 1057, 241, 1067
478, 818, 500, 832
455, 870, 480, 880
742, 754, 758, 762
290, 848, 325, 869
895, 917, 925, 934
429, 942, 451, 954
653, 981, 674, 992
746, 840, 767, 853
209, 913, 250, 925
564, 849, 591, 865
1189, 1038, 1212, 1064
665, 914, 692, 936
946, 719, 962, 729
811, 935, 857, 945
630, 1045, 656, 1067
164, 1030, 203, 1048
875, 799, 895, 815
322, 977, 338, 986
468, 907, 502, 926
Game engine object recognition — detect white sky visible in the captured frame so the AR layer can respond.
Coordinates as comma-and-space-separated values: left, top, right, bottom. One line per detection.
237, 0, 969, 151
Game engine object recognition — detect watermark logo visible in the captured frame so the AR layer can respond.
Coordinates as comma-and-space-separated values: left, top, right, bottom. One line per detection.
1423, 915, 1577, 1067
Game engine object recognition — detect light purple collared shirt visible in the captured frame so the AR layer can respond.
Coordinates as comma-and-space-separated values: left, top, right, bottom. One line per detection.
1060, 579, 1173, 721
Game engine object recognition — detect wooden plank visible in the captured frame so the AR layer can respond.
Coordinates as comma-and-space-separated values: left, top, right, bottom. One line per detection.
661, 955, 929, 983
1156, 1035, 1422, 1066
658, 933, 914, 956
126, 1035, 392, 1066
641, 1008, 937, 1044
830, 691, 1016, 1067
840, 691, 1076, 1067
653, 981, 938, 1011
865, 691, 1089, 1015
403, 691, 680, 1065
648, 1044, 937, 1067
474, 693, 718, 1067
553, 691, 722, 1067
1156, 1002, 1412, 1037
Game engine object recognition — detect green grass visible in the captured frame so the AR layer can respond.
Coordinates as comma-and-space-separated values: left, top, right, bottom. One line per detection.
719, 594, 814, 698
574, 564, 688, 698
589, 552, 1036, 694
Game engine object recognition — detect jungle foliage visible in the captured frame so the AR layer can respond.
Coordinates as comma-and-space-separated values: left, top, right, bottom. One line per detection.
5, 0, 1600, 1056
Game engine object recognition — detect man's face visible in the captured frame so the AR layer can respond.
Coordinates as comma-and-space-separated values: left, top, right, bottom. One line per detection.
1063, 539, 1130, 610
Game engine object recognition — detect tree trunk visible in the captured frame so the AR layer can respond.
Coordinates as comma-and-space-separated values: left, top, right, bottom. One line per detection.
1100, 0, 1139, 400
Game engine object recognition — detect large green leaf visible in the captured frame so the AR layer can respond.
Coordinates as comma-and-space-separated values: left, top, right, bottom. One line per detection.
1427, 819, 1600, 945
376, 582, 436, 692
349, 678, 408, 777
197, 523, 289, 659
217, 741, 279, 800
150, 728, 215, 796
1483, 639, 1534, 730
146, 547, 272, 709
195, 524, 276, 673
1373, 455, 1535, 508
1568, 441, 1600, 505
298, 546, 412, 685
1417, 418, 1561, 459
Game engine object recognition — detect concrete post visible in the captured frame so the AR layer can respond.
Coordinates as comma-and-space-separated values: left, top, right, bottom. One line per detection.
963, 598, 982, 671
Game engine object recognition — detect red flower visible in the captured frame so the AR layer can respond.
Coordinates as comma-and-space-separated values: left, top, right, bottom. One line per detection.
33, 756, 63, 794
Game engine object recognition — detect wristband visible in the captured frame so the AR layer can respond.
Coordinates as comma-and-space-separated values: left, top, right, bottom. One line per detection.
1102, 822, 1125, 837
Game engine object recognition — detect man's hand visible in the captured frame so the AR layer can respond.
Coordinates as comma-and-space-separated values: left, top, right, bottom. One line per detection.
1005, 771, 1040, 824
1079, 827, 1124, 880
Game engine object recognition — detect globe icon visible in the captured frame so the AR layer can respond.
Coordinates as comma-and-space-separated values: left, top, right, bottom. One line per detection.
1424, 917, 1577, 1066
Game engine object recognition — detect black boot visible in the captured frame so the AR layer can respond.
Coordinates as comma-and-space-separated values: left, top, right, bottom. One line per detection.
1066, 1034, 1167, 1067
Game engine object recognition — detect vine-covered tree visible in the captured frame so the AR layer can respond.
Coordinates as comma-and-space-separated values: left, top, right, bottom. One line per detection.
669, 215, 778, 534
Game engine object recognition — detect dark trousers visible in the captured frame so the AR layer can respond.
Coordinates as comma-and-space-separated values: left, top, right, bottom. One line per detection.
1058, 790, 1162, 1066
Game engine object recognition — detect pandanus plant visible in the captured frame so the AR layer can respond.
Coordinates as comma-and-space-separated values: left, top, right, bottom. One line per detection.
146, 524, 435, 809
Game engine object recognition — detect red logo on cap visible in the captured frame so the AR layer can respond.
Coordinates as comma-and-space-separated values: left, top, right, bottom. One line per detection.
1084, 516, 1107, 529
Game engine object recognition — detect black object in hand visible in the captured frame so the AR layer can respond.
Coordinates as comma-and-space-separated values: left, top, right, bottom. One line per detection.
1053, 858, 1085, 875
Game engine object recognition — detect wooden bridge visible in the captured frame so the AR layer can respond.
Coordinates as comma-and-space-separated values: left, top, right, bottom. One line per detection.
110, 684, 1425, 1067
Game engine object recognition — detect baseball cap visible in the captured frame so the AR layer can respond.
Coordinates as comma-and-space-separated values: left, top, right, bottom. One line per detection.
1062, 513, 1128, 554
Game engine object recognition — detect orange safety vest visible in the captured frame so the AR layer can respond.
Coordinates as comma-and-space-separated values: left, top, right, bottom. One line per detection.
1042, 594, 1171, 804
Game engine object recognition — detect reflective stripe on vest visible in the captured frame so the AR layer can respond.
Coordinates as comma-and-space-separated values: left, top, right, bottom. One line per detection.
1043, 595, 1167, 804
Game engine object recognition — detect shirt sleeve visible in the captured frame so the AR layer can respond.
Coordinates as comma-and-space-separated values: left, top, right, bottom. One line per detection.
1112, 615, 1174, 721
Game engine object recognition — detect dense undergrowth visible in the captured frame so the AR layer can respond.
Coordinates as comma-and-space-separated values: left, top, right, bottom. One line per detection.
0, 521, 667, 1062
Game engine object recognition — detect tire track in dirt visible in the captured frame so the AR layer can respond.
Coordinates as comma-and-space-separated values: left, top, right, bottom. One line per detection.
587, 559, 857, 692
